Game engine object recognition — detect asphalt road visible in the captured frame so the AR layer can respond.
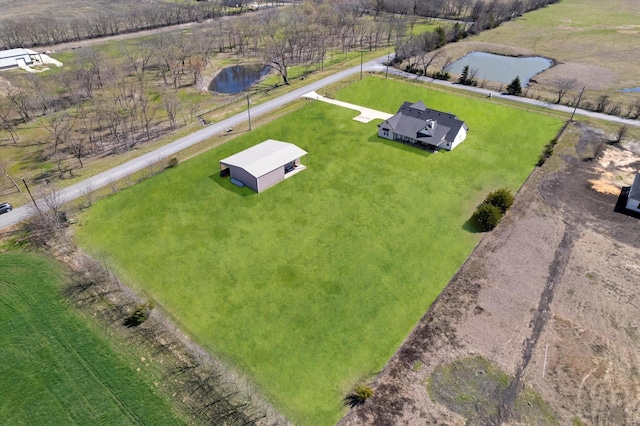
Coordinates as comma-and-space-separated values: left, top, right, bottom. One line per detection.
1, 58, 638, 230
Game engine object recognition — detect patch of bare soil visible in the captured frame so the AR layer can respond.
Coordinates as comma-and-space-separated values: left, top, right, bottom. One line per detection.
338, 121, 640, 425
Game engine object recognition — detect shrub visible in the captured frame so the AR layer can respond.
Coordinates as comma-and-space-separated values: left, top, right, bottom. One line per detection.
537, 154, 547, 167
537, 138, 557, 166
167, 157, 179, 168
345, 384, 374, 407
484, 188, 514, 214
457, 65, 477, 86
124, 301, 155, 327
432, 70, 450, 81
473, 203, 503, 231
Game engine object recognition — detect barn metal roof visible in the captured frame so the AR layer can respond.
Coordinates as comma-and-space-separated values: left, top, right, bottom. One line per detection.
220, 140, 307, 178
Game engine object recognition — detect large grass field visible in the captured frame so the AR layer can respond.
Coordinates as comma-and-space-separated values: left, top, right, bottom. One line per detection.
450, 0, 640, 102
0, 253, 187, 425
75, 77, 564, 425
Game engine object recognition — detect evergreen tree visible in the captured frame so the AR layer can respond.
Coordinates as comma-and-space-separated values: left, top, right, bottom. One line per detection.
457, 65, 477, 86
507, 76, 523, 96
458, 65, 469, 84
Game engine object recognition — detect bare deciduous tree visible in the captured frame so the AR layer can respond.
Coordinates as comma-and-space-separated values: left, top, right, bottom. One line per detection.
41, 111, 73, 161
0, 99, 19, 143
162, 91, 181, 130
263, 38, 292, 85
80, 181, 95, 207
615, 125, 628, 145
628, 98, 640, 119
553, 77, 577, 104
595, 94, 610, 113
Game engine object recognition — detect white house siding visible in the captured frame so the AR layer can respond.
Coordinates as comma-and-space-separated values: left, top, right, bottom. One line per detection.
257, 167, 284, 192
449, 127, 467, 151
230, 166, 258, 192
378, 127, 392, 140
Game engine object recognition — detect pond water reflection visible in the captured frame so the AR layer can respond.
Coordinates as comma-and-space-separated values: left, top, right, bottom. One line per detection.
209, 65, 271, 93
446, 52, 552, 85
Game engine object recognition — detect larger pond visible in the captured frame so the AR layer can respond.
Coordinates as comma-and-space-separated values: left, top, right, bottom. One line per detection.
208, 65, 271, 93
445, 52, 552, 85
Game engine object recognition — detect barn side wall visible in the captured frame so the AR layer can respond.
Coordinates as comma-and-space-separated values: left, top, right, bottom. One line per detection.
230, 166, 258, 192
257, 167, 285, 192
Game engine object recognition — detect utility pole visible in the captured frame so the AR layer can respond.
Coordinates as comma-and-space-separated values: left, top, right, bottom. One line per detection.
385, 51, 390, 79
22, 177, 43, 218
247, 94, 252, 131
570, 87, 585, 122
360, 51, 363, 80
5, 174, 21, 192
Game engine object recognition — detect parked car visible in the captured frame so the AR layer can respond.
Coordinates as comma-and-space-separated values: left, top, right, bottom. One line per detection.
0, 202, 12, 215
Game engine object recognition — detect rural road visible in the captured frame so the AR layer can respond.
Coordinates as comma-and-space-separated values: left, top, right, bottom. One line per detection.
1, 59, 638, 230
0, 57, 386, 230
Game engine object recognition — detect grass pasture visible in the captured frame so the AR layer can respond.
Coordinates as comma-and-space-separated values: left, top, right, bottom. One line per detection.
448, 0, 640, 105
0, 253, 186, 425
75, 77, 564, 425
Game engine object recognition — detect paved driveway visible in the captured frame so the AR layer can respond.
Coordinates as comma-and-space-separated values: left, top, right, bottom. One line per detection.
301, 90, 392, 123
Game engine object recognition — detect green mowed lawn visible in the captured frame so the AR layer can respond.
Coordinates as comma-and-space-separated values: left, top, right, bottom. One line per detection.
0, 253, 186, 425
76, 78, 564, 425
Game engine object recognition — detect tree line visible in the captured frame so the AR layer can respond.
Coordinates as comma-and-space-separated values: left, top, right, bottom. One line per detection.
0, 1, 273, 50
0, 0, 408, 180
395, 0, 561, 71
11, 0, 636, 184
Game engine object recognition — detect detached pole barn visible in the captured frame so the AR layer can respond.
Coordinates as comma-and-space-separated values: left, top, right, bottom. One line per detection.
219, 140, 307, 193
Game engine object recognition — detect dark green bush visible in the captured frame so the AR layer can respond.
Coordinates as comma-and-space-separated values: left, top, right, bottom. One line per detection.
473, 203, 503, 232
537, 138, 558, 167
537, 154, 547, 167
484, 188, 514, 214
345, 384, 374, 407
506, 76, 523, 96
167, 157, 179, 168
432, 71, 450, 81
124, 301, 155, 327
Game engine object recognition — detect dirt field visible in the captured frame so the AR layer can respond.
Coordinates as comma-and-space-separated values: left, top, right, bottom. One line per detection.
0, 0, 181, 21
338, 120, 640, 425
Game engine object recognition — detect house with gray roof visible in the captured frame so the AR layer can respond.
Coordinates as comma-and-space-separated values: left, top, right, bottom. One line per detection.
0, 48, 38, 70
219, 139, 307, 193
377, 101, 468, 151
625, 173, 640, 213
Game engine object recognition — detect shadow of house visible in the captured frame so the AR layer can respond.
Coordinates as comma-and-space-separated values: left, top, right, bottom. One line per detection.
377, 100, 468, 152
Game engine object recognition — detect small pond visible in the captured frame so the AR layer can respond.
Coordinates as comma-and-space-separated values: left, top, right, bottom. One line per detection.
208, 65, 271, 94
620, 87, 640, 93
445, 52, 552, 85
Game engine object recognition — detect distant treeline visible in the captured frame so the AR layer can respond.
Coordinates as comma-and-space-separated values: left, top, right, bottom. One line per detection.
0, 1, 277, 50
375, 0, 560, 24
394, 0, 561, 68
